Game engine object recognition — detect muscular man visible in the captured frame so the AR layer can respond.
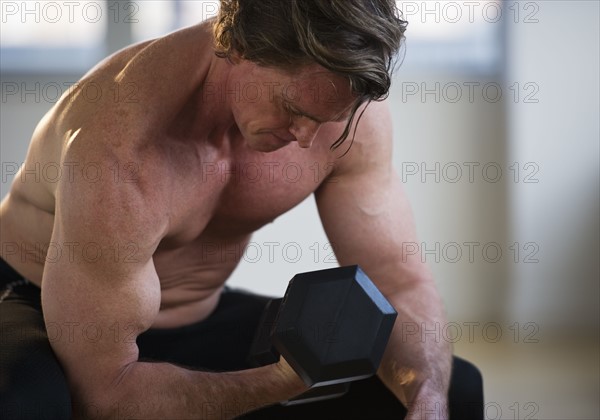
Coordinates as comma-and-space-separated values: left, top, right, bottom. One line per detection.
0, 1, 483, 418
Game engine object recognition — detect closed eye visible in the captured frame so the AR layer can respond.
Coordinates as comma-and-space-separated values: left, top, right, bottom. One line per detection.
284, 102, 309, 119
283, 102, 327, 124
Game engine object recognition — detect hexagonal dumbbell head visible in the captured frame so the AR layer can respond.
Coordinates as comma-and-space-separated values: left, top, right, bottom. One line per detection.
273, 265, 397, 387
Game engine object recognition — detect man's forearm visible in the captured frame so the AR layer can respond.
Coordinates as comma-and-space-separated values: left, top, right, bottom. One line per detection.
377, 280, 452, 414
77, 360, 307, 419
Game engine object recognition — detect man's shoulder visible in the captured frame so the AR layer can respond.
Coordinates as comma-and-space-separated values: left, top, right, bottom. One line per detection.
355, 100, 392, 145
82, 21, 213, 83
57, 22, 213, 127
50, 24, 216, 155
326, 100, 393, 178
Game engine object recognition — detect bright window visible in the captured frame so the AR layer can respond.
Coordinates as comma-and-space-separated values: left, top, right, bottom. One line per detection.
397, 0, 505, 72
0, 0, 107, 72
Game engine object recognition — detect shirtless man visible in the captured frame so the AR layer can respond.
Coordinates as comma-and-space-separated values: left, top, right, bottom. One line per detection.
0, 1, 483, 419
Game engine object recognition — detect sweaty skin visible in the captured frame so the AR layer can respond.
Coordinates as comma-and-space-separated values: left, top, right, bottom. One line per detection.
0, 21, 451, 419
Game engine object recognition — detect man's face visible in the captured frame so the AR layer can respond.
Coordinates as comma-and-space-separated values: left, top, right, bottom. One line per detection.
227, 61, 357, 152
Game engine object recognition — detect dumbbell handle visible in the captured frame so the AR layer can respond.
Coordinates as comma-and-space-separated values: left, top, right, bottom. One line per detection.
248, 298, 283, 366
248, 298, 351, 405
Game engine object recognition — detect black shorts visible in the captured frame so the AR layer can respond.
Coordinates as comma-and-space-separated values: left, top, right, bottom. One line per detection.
0, 257, 483, 419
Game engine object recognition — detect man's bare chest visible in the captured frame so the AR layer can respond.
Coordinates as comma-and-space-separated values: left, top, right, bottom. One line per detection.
157, 141, 338, 249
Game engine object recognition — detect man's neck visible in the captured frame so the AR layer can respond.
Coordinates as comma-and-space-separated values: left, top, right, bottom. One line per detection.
190, 55, 240, 150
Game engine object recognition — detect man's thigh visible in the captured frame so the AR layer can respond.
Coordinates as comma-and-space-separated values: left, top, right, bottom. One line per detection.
0, 259, 71, 420
136, 288, 272, 371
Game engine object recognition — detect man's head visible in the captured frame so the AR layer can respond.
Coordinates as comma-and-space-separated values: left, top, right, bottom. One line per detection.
213, 0, 407, 150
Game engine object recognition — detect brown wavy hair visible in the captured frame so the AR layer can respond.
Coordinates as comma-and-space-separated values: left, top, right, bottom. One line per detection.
213, 0, 407, 150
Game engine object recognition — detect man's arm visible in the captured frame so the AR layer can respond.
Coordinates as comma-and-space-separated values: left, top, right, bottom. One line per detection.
315, 101, 452, 418
42, 138, 306, 419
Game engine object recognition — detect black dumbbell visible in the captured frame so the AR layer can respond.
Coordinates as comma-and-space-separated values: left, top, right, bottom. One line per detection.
248, 265, 397, 405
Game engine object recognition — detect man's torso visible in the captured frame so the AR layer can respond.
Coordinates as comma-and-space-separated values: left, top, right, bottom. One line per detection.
0, 22, 344, 328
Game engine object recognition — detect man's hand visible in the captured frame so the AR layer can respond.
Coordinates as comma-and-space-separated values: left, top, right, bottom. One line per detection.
405, 388, 449, 420
275, 356, 309, 391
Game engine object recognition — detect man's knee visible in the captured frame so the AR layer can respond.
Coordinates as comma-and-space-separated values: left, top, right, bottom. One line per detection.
1, 394, 71, 420
448, 356, 484, 419
1, 309, 72, 420
1, 345, 72, 420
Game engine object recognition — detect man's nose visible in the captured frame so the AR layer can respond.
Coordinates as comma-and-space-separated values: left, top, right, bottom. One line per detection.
289, 118, 321, 148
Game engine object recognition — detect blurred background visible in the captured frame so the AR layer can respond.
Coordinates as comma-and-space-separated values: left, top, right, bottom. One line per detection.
1, 1, 598, 418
